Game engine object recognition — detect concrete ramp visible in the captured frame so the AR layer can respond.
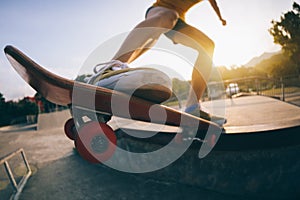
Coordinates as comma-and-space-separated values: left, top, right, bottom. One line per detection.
37, 110, 71, 130
202, 95, 300, 133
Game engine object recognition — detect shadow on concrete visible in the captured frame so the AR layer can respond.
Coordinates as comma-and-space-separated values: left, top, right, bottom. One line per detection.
19, 153, 244, 200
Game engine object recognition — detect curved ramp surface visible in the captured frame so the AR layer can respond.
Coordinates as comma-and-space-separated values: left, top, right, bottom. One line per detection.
203, 95, 300, 133
37, 110, 71, 130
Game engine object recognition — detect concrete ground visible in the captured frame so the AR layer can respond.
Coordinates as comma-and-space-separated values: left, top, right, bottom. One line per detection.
19, 153, 242, 200
1, 95, 300, 200
0, 113, 243, 200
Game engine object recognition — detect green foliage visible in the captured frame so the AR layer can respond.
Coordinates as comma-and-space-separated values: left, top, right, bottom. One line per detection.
172, 78, 190, 98
251, 2, 300, 78
268, 2, 300, 75
220, 2, 300, 81
0, 93, 38, 127
255, 53, 299, 77
269, 2, 300, 56
0, 93, 4, 103
218, 66, 258, 80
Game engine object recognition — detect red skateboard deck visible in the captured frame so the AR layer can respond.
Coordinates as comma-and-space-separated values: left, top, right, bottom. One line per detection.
4, 45, 222, 163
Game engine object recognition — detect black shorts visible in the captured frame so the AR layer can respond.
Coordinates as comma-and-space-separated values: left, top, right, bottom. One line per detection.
145, 6, 187, 39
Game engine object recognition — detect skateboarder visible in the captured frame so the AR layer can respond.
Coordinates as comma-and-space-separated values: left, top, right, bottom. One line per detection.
88, 0, 227, 125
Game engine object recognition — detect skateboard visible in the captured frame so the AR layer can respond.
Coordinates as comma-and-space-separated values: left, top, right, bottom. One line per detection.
4, 45, 222, 163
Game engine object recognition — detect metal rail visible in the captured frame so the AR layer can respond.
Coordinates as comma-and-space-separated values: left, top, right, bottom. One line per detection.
203, 75, 300, 106
0, 148, 32, 200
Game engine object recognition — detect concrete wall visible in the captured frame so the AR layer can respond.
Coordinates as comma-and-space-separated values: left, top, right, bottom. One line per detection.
37, 110, 71, 130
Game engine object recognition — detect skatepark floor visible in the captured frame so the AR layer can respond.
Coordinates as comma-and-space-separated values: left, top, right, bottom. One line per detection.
1, 95, 300, 200
0, 123, 246, 200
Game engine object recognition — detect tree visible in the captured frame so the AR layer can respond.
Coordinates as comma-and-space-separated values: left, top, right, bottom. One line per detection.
269, 2, 300, 62
0, 93, 4, 103
0, 93, 38, 126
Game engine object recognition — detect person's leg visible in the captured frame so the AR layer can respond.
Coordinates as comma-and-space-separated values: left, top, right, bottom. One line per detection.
165, 21, 215, 107
111, 6, 179, 64
165, 21, 226, 125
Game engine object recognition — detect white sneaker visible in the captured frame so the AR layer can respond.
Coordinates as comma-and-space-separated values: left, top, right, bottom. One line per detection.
85, 60, 172, 103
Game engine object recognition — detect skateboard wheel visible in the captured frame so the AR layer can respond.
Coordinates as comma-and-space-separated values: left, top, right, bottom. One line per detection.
75, 122, 117, 163
64, 118, 77, 140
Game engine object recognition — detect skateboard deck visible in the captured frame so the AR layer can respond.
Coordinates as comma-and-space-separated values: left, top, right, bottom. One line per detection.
4, 45, 222, 163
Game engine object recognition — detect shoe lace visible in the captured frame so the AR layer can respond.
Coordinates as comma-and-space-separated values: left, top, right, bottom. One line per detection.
93, 60, 128, 74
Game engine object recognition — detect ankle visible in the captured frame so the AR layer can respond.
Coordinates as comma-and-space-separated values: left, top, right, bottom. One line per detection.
184, 103, 200, 113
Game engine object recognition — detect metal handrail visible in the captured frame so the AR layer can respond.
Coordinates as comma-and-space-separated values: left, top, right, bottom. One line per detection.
204, 75, 300, 103
0, 148, 32, 200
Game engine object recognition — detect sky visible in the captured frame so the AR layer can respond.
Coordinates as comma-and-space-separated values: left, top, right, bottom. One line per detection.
0, 0, 299, 100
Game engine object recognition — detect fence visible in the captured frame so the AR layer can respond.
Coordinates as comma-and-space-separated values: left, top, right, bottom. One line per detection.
204, 75, 300, 106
